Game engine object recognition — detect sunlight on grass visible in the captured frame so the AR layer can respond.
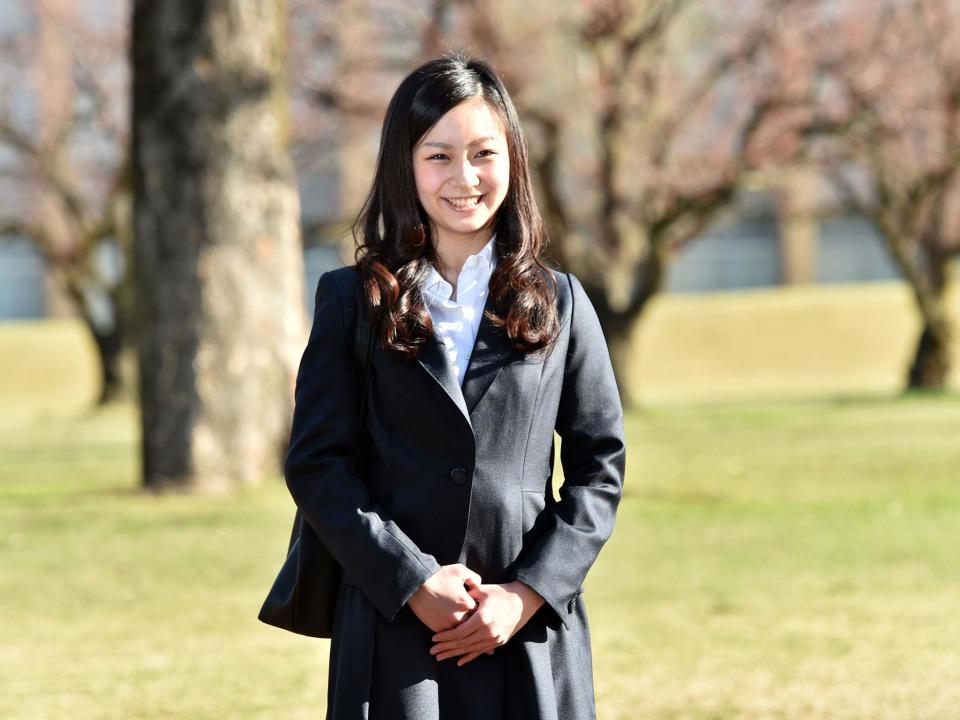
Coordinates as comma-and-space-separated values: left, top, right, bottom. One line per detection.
631, 281, 960, 404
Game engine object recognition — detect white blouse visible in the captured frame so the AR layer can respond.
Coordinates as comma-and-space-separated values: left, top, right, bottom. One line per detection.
420, 234, 498, 388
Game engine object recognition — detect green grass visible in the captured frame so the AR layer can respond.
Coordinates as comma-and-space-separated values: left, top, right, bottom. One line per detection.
0, 405, 320, 719
3, 398, 958, 719
593, 397, 960, 719
631, 281, 960, 403
2, 282, 960, 718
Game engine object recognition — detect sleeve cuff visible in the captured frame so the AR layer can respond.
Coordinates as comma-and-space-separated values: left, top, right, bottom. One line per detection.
508, 571, 576, 631
384, 552, 442, 623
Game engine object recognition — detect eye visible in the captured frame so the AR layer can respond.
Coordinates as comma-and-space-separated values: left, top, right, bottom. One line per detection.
426, 150, 497, 161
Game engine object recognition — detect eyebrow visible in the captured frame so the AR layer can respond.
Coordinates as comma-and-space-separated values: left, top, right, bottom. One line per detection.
421, 136, 500, 150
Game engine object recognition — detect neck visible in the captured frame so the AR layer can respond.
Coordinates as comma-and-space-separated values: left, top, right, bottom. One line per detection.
432, 230, 492, 281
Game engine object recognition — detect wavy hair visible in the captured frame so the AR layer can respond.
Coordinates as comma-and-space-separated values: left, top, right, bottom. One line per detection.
352, 51, 560, 359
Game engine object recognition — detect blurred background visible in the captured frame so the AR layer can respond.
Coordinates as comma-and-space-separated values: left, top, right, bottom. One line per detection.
1, 1, 958, 718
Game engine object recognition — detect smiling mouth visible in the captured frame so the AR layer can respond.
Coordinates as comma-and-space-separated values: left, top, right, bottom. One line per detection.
443, 194, 484, 209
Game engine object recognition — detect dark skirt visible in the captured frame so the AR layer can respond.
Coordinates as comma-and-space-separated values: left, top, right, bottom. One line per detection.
325, 582, 597, 720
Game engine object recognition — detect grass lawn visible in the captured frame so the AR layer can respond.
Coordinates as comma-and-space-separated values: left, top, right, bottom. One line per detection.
597, 396, 960, 719
2, 283, 959, 719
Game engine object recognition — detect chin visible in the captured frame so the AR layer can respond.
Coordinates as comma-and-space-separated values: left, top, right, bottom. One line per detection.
452, 219, 491, 232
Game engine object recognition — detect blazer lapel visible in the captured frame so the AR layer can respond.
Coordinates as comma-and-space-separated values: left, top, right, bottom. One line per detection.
461, 294, 520, 415
415, 326, 473, 429
414, 294, 519, 429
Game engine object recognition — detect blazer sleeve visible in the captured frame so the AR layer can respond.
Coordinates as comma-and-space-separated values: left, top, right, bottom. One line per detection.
284, 270, 442, 622
506, 272, 626, 629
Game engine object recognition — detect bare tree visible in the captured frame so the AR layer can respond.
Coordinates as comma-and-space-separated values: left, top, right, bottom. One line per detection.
132, 0, 305, 491
291, 0, 809, 405
287, 0, 465, 243
0, 0, 132, 403
452, 0, 810, 405
806, 0, 960, 390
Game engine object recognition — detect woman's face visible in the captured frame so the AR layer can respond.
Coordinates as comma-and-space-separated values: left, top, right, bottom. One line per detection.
412, 96, 510, 249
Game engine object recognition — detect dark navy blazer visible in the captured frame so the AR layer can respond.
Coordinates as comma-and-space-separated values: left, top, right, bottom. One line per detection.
284, 265, 625, 719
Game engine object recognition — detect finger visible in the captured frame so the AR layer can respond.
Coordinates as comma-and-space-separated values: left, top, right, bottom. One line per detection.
432, 610, 482, 642
431, 621, 487, 653
458, 602, 480, 630
449, 593, 477, 623
457, 595, 484, 622
430, 628, 486, 656
437, 637, 495, 662
437, 638, 497, 660
461, 566, 483, 586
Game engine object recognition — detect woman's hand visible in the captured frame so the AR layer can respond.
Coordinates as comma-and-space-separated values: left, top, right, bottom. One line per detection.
428, 578, 545, 666
407, 563, 483, 633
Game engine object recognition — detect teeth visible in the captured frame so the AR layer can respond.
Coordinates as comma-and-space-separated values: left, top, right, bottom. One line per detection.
445, 196, 482, 208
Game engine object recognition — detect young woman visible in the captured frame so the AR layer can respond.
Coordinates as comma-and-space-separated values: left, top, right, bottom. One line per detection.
284, 52, 626, 720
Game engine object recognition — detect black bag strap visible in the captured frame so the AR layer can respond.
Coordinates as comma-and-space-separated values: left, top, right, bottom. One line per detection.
351, 268, 377, 476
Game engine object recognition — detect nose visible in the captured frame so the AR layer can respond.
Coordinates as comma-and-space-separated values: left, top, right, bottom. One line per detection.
450, 156, 481, 191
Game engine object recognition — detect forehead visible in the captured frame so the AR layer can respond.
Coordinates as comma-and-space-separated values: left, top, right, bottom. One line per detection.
416, 97, 507, 149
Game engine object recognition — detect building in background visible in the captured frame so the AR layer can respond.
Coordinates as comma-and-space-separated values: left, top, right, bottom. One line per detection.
665, 190, 902, 294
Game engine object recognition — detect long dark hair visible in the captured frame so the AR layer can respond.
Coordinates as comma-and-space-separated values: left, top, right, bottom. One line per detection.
352, 51, 559, 359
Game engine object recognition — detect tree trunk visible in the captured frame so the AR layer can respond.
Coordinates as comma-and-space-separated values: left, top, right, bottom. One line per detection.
586, 248, 664, 411
907, 256, 953, 390
131, 0, 305, 491
907, 316, 951, 389
57, 272, 129, 406
85, 315, 125, 405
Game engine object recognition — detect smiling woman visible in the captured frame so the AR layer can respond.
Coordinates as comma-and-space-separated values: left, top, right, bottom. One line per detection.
270, 51, 626, 720
412, 100, 510, 266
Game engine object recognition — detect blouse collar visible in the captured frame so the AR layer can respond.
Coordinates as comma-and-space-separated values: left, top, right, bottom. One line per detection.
421, 233, 498, 301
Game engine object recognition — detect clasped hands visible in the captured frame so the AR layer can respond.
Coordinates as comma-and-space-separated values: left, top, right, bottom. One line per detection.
407, 563, 545, 667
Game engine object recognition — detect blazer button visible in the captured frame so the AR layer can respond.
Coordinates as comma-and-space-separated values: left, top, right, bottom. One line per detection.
449, 467, 469, 485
